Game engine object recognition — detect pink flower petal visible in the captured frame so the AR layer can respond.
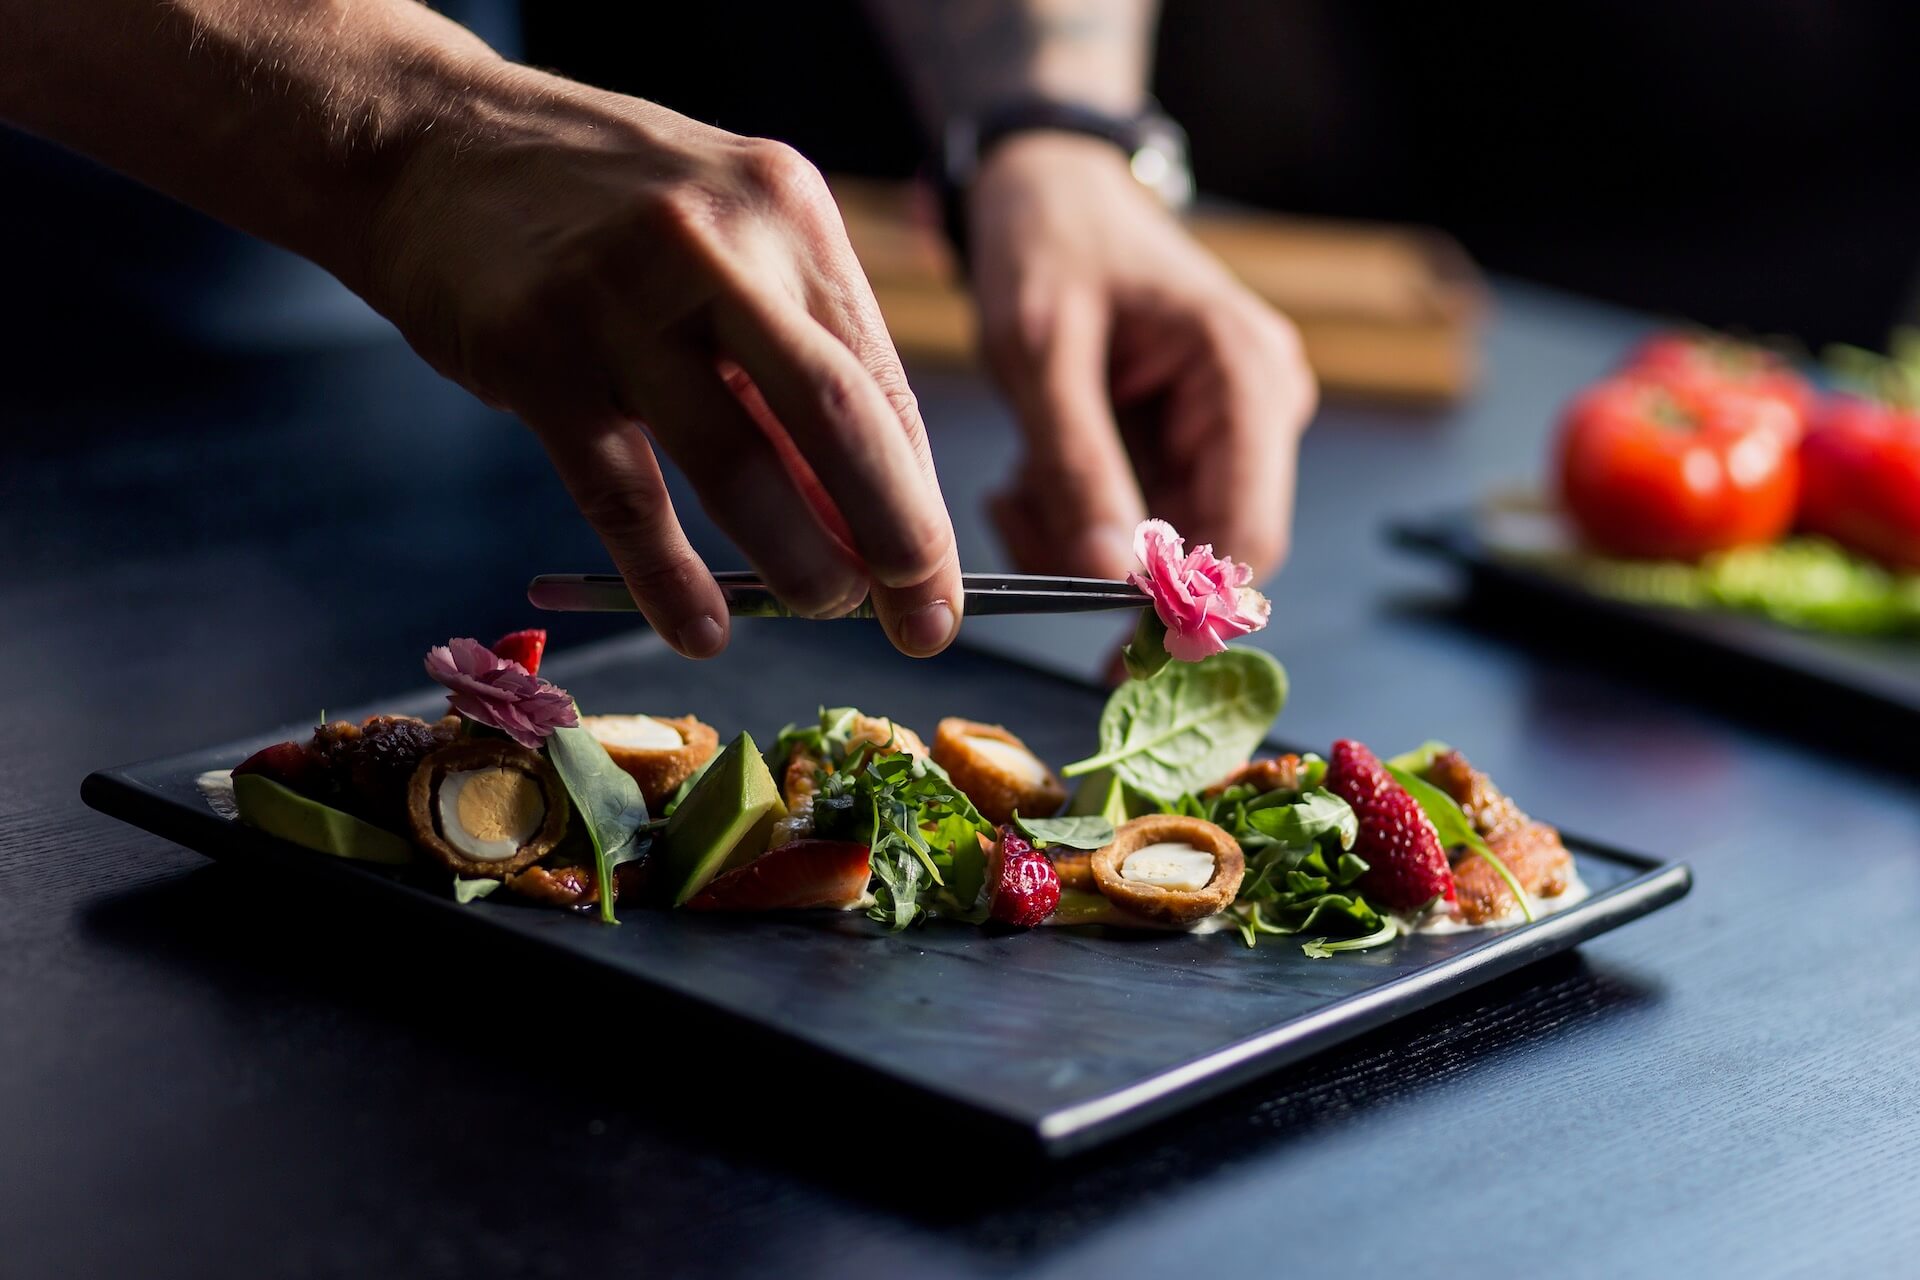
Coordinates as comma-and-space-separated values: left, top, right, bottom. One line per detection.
425, 637, 578, 748
1126, 520, 1270, 664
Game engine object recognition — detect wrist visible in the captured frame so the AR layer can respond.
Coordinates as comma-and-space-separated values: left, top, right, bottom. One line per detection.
301, 23, 513, 297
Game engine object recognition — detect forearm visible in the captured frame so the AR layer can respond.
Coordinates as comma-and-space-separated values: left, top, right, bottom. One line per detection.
863, 0, 1157, 121
0, 0, 505, 291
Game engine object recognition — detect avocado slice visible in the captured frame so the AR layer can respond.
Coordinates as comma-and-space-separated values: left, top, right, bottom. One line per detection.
1066, 768, 1132, 826
232, 772, 414, 865
655, 731, 787, 906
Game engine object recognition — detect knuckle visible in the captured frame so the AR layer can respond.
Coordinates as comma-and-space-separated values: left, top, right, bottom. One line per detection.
576, 482, 661, 541
813, 366, 864, 427
739, 139, 831, 216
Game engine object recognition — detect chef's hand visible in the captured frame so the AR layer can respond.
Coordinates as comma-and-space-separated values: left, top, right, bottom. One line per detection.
967, 133, 1317, 582
365, 68, 961, 660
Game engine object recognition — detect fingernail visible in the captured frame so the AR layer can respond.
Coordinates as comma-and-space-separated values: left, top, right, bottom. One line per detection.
676, 614, 726, 659
900, 600, 957, 656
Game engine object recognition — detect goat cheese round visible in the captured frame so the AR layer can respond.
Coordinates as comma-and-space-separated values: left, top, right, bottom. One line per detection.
965, 735, 1050, 788
1119, 842, 1217, 892
588, 715, 684, 751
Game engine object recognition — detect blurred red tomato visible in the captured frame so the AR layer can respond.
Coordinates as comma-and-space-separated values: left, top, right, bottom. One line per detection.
1625, 332, 1816, 430
1557, 375, 1801, 560
1798, 396, 1920, 570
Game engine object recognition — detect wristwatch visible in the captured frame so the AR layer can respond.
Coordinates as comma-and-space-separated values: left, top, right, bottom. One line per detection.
936, 98, 1195, 264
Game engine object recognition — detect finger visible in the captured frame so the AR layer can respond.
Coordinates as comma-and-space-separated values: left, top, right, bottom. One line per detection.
709, 292, 956, 593
534, 417, 734, 659
794, 241, 970, 655
1174, 326, 1315, 579
987, 294, 1146, 579
621, 347, 870, 621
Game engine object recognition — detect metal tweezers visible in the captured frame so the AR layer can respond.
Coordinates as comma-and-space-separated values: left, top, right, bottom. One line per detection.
527, 571, 1150, 618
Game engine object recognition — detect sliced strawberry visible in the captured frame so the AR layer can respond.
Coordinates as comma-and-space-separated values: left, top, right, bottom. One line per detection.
1325, 739, 1455, 911
987, 826, 1060, 927
231, 740, 315, 789
491, 629, 548, 676
685, 839, 873, 912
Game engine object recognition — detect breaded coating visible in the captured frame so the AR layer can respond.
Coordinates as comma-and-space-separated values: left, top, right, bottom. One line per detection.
930, 717, 1067, 826
405, 740, 570, 877
846, 714, 927, 761
1204, 754, 1303, 798
1048, 849, 1096, 892
1425, 749, 1575, 923
582, 714, 720, 810
506, 859, 651, 909
1090, 815, 1245, 926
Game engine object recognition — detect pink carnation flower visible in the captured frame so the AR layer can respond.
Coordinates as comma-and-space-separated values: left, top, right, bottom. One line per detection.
1127, 519, 1271, 662
424, 637, 579, 750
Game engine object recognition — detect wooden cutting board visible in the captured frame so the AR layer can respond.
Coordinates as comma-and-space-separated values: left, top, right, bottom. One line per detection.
830, 176, 1486, 403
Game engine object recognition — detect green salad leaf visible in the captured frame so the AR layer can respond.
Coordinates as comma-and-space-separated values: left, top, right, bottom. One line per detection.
1061, 648, 1288, 802
547, 721, 652, 925
1012, 813, 1115, 850
1244, 788, 1358, 851
810, 744, 992, 929
1540, 538, 1920, 636
453, 878, 501, 904
1120, 608, 1173, 682
1188, 778, 1392, 956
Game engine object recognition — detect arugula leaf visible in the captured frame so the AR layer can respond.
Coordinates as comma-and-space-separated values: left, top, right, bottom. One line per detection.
1244, 788, 1358, 851
1012, 813, 1115, 850
1383, 762, 1533, 924
812, 749, 994, 929
1301, 918, 1400, 959
1061, 648, 1288, 801
453, 878, 501, 904
547, 721, 652, 925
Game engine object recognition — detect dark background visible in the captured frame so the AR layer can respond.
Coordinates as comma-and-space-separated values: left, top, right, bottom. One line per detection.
6, 7, 1920, 1276
527, 0, 1920, 349
6, 1, 1917, 363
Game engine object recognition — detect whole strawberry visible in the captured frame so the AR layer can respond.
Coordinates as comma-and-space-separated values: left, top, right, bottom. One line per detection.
989, 827, 1061, 927
1325, 739, 1455, 911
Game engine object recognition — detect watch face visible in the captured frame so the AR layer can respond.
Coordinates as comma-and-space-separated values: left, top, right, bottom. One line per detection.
1133, 116, 1195, 209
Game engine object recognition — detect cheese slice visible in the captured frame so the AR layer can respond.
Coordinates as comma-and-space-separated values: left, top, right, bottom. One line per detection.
966, 735, 1050, 787
1120, 841, 1216, 892
588, 715, 684, 751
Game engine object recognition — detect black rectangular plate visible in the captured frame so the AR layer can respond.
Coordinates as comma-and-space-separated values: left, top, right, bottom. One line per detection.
1393, 511, 1920, 729
83, 626, 1690, 1155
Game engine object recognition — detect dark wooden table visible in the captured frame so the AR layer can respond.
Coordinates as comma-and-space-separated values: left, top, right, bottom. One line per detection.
4, 283, 1917, 1278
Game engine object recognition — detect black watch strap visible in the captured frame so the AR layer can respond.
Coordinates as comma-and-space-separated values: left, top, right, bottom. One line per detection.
934, 97, 1191, 268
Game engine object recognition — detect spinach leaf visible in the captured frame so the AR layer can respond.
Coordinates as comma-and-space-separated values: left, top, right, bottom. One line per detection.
1012, 813, 1116, 850
547, 722, 652, 925
1061, 648, 1288, 801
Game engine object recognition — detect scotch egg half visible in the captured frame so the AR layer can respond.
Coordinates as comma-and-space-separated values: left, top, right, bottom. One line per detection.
406, 740, 570, 877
